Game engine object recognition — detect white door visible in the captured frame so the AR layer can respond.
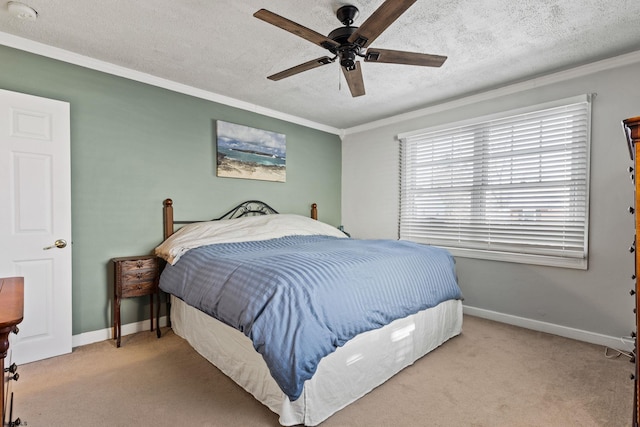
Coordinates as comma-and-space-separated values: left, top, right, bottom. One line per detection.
0, 88, 72, 364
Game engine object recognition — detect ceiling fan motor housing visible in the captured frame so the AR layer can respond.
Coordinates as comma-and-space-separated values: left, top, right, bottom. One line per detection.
327, 26, 361, 70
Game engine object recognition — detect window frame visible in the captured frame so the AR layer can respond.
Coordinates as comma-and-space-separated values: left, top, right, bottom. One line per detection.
397, 94, 592, 269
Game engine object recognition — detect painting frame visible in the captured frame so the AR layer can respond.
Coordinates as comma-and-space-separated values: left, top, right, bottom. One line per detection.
215, 120, 286, 183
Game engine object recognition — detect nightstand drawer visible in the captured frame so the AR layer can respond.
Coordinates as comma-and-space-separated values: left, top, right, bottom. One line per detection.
121, 268, 158, 284
120, 279, 156, 298
119, 257, 158, 272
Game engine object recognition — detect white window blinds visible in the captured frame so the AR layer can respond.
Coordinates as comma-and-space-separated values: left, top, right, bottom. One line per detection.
399, 96, 591, 269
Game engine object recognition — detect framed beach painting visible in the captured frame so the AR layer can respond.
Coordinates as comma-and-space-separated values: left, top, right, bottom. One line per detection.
216, 120, 286, 182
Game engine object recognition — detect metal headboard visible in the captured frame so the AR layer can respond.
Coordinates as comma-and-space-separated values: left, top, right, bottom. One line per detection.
214, 200, 279, 220
163, 198, 317, 240
162, 199, 276, 240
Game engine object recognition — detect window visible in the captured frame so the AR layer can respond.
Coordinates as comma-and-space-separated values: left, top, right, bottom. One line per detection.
398, 95, 591, 269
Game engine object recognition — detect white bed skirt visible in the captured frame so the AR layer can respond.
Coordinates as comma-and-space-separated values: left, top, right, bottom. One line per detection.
171, 296, 463, 426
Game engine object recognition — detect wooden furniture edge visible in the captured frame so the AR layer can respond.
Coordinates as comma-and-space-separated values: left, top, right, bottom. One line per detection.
623, 116, 640, 427
0, 277, 24, 357
624, 116, 640, 159
0, 276, 24, 426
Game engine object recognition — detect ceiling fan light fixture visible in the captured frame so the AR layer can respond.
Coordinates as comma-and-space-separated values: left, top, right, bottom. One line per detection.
340, 50, 357, 69
7, 1, 37, 21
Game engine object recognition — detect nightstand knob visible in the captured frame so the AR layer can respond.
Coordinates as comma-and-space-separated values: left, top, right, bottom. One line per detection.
136, 273, 143, 279
136, 261, 144, 268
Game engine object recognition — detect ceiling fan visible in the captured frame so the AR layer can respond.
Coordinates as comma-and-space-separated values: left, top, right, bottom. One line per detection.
253, 0, 447, 97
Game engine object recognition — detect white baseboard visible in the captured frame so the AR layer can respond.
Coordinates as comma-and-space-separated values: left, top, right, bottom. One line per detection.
463, 305, 635, 352
72, 308, 634, 354
71, 316, 168, 348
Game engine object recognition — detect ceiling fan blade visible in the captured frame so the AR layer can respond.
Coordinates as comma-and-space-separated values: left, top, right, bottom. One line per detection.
341, 62, 366, 97
347, 0, 417, 48
364, 48, 447, 67
254, 9, 340, 50
267, 56, 335, 81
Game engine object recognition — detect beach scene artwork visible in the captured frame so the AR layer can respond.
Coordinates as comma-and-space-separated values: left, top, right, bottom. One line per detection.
216, 120, 286, 182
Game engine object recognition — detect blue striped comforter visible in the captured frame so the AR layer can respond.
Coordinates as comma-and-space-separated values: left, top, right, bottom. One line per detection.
159, 235, 462, 401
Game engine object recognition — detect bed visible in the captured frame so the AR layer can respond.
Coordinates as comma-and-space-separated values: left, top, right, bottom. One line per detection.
155, 198, 463, 426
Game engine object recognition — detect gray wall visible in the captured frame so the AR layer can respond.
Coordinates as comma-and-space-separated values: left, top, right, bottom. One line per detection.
0, 45, 342, 335
342, 56, 640, 341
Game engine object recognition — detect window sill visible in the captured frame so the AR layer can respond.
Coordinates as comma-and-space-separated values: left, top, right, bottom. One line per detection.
439, 246, 588, 270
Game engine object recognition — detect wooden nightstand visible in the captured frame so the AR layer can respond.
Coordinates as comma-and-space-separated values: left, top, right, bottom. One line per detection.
112, 255, 161, 347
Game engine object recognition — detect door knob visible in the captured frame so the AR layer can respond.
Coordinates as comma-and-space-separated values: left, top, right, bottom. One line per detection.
43, 239, 67, 250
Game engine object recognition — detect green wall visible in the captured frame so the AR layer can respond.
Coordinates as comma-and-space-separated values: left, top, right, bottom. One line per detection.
0, 45, 342, 335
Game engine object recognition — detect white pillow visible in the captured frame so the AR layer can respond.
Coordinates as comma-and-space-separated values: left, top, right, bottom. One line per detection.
155, 214, 347, 265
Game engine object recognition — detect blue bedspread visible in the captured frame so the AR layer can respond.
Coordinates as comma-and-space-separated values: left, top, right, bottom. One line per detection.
159, 235, 462, 401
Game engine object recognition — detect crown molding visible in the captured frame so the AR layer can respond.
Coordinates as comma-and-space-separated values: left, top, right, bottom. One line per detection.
0, 31, 342, 136
3, 31, 639, 138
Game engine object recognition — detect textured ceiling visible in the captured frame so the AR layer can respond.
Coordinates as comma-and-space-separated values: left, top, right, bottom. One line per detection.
1, 0, 639, 130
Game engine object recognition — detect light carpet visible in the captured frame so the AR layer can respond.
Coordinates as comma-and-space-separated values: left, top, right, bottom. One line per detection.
11, 315, 633, 426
